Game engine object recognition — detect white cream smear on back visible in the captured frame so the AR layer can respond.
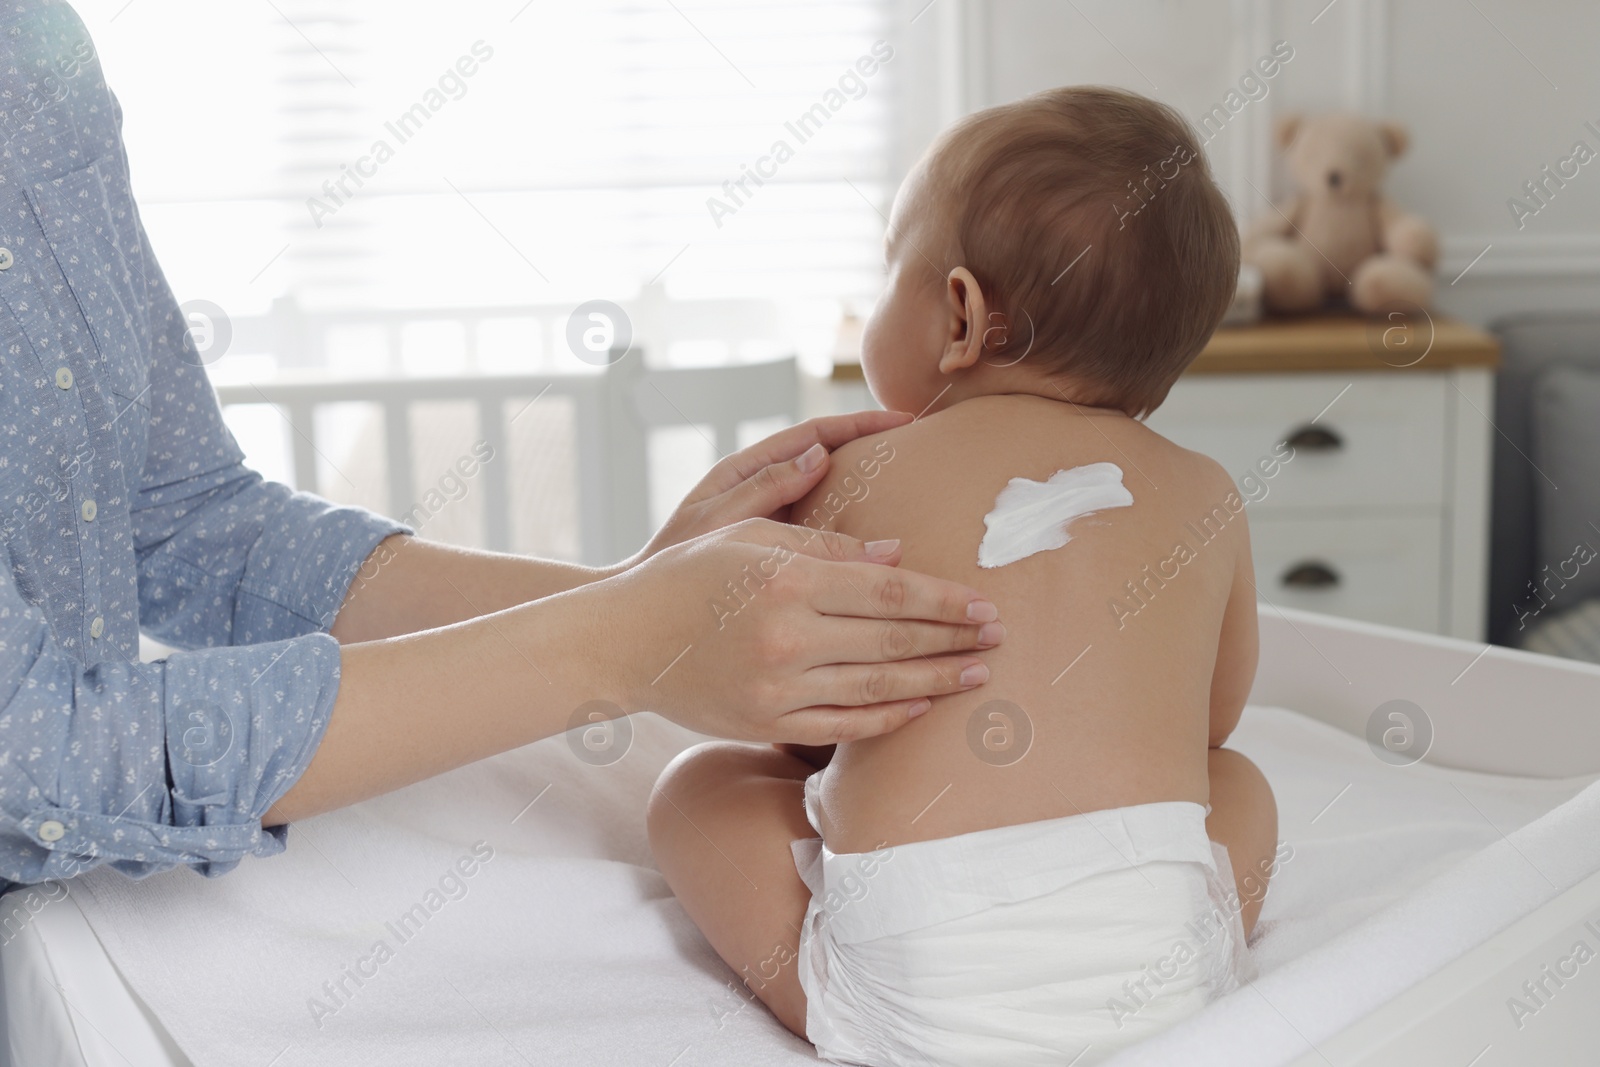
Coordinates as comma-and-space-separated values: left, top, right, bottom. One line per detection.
977, 462, 1134, 568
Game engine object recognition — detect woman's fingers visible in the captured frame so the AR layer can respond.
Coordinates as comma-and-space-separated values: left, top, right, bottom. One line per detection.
813, 617, 1005, 664
800, 656, 990, 712
777, 699, 935, 746
719, 520, 907, 569
725, 523, 999, 630
795, 554, 998, 625
797, 409, 912, 450
639, 415, 915, 560
784, 700, 934, 746
732, 411, 910, 474
696, 411, 911, 500
713, 441, 835, 524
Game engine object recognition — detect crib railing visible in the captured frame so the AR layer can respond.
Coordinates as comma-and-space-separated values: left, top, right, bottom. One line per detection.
214, 352, 799, 566
215, 372, 587, 556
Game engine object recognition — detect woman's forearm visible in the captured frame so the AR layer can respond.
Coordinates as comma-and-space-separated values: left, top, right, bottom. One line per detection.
267, 584, 608, 824
270, 519, 1003, 827
329, 535, 622, 643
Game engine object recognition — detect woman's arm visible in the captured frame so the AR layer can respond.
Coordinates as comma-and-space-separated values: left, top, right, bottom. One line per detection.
268, 521, 1001, 824
328, 410, 924, 643
0, 570, 347, 883
326, 536, 619, 643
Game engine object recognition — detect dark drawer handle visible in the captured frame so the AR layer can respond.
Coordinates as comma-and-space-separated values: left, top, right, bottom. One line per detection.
1282, 425, 1343, 452
1282, 561, 1340, 589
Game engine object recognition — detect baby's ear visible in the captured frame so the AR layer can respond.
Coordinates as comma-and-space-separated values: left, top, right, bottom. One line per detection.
939, 267, 988, 374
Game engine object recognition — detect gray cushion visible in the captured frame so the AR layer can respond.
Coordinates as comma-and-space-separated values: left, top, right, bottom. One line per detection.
1527, 364, 1600, 617
1488, 314, 1600, 644
1521, 598, 1600, 665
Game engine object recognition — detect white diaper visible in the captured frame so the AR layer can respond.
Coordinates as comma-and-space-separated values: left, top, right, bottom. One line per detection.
790, 775, 1254, 1067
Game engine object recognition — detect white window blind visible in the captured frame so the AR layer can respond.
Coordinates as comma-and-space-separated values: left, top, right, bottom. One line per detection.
85, 0, 898, 358
77, 0, 906, 560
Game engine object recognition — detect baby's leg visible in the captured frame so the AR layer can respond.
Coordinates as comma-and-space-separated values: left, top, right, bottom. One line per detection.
648, 742, 816, 1038
1205, 747, 1279, 937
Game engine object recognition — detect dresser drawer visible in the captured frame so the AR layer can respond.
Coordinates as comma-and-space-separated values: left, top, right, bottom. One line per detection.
1247, 513, 1442, 633
1148, 373, 1447, 509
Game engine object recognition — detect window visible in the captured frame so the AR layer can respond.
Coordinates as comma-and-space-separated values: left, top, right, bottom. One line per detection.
85, 0, 904, 559
89, 0, 899, 368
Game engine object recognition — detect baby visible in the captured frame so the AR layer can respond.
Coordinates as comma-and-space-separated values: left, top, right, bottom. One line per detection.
649, 86, 1279, 1066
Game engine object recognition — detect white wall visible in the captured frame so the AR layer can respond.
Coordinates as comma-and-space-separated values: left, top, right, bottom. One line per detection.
929, 0, 1600, 328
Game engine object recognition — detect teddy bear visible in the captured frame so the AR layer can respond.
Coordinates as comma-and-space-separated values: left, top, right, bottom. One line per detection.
1242, 112, 1439, 315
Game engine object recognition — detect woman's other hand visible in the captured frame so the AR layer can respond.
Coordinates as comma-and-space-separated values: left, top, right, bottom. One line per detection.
630, 410, 915, 563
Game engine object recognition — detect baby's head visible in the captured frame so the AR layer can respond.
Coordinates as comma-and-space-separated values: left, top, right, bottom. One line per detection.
862, 86, 1239, 418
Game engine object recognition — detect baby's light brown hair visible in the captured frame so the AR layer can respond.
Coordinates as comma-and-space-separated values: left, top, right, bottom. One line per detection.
923, 86, 1239, 417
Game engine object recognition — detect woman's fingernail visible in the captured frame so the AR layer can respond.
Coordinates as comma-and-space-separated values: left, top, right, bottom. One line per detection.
864, 538, 900, 560
977, 621, 1005, 647
966, 600, 998, 623
908, 699, 931, 718
796, 443, 826, 473
960, 663, 990, 686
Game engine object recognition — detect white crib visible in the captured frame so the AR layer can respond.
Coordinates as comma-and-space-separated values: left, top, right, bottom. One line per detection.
209, 290, 800, 565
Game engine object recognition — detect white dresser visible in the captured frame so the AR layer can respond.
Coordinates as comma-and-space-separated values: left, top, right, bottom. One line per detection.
828, 314, 1500, 641
1146, 315, 1499, 640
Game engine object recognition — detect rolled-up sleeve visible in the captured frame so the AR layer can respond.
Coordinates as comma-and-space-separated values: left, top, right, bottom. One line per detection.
135, 454, 407, 649
0, 566, 344, 882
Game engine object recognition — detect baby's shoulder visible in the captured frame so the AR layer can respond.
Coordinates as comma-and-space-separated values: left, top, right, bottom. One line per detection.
791, 428, 901, 535
1148, 434, 1239, 503
791, 405, 988, 538
804, 400, 1002, 502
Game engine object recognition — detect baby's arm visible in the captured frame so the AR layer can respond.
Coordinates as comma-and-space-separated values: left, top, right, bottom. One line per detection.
1208, 515, 1260, 748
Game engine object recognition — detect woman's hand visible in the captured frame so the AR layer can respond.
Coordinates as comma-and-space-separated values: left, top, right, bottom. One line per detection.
589, 518, 1003, 746
629, 410, 914, 564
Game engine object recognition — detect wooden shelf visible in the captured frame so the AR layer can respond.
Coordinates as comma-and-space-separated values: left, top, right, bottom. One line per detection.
1189, 313, 1500, 375
830, 313, 1500, 381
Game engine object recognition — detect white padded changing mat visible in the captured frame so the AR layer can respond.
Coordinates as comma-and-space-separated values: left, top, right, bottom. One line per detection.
11, 705, 1598, 1067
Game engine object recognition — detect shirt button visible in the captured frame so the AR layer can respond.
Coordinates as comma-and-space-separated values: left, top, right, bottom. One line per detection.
80, 499, 96, 522
55, 367, 73, 389
89, 616, 104, 639
38, 820, 65, 843
0, 247, 13, 270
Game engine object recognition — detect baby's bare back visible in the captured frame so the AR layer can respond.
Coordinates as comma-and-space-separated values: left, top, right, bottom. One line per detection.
799, 395, 1253, 853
